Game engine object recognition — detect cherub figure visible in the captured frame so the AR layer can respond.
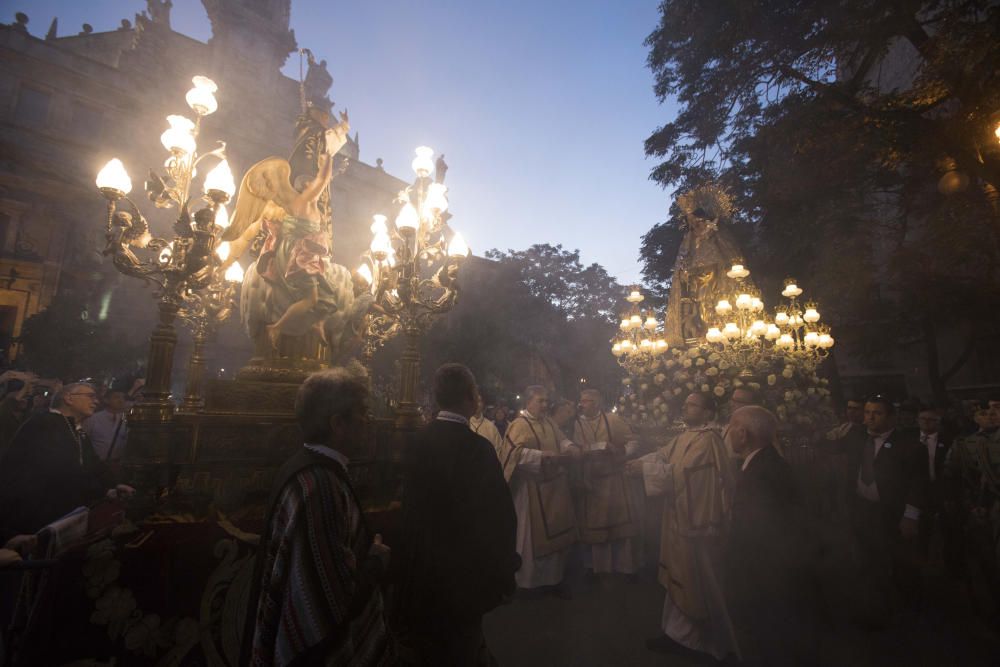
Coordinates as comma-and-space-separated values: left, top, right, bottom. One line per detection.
224, 112, 367, 352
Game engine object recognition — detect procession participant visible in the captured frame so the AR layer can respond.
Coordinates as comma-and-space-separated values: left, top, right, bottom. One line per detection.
845, 396, 927, 616
725, 406, 814, 666
630, 392, 739, 662
827, 397, 865, 441
82, 383, 131, 464
945, 402, 1000, 612
0, 382, 133, 543
470, 390, 504, 455
572, 388, 642, 575
395, 364, 518, 666
245, 369, 394, 666
497, 385, 580, 595
550, 398, 576, 432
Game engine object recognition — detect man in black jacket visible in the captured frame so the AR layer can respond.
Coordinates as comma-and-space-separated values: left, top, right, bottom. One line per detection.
0, 382, 132, 543
725, 406, 813, 665
845, 396, 928, 614
396, 363, 519, 666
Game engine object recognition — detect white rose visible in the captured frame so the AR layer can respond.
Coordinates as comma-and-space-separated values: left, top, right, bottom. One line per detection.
701, 383, 710, 392
708, 353, 721, 363
665, 360, 676, 369
682, 359, 693, 368
719, 361, 731, 370
688, 347, 701, 359
706, 367, 719, 377
767, 374, 777, 386
673, 387, 683, 395
781, 369, 794, 379
713, 386, 725, 397
695, 358, 705, 366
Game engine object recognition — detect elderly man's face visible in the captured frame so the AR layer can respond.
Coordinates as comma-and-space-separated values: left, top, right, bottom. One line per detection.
681, 393, 711, 426
578, 394, 600, 418
917, 411, 941, 435
526, 393, 549, 417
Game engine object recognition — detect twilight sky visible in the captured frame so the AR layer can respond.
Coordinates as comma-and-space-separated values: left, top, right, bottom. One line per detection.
15, 0, 676, 284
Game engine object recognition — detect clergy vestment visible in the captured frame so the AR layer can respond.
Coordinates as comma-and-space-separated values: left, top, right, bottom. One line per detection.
572, 411, 642, 574
246, 445, 394, 667
470, 414, 504, 457
498, 410, 579, 588
637, 426, 739, 661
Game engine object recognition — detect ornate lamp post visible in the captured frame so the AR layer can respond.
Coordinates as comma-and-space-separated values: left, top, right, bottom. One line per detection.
357, 147, 469, 429
95, 75, 239, 422
611, 287, 668, 376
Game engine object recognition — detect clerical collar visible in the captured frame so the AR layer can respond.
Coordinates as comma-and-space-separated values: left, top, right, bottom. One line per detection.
304, 443, 349, 469
436, 410, 469, 426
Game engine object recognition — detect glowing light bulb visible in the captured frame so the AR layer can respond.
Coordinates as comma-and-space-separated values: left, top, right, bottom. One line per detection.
214, 204, 230, 228
447, 232, 470, 257
736, 293, 753, 310
96, 158, 132, 195
224, 261, 244, 283
706, 327, 724, 343
357, 263, 373, 285
723, 322, 741, 340
204, 160, 235, 197
215, 241, 230, 262
160, 115, 196, 155
803, 307, 820, 323
775, 311, 790, 326
612, 342, 623, 357
411, 146, 434, 177
424, 182, 448, 213
396, 203, 419, 233
370, 214, 388, 235
716, 299, 732, 315
765, 323, 781, 340
186, 75, 219, 116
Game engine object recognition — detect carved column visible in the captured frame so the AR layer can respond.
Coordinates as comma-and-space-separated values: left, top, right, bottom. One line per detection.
131, 298, 179, 423
181, 327, 208, 412
394, 324, 422, 430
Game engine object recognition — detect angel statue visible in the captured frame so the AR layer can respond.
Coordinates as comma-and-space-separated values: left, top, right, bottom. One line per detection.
222, 111, 370, 358
662, 184, 753, 345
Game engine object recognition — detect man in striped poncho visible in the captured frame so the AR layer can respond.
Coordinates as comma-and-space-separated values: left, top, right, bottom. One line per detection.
245, 368, 395, 666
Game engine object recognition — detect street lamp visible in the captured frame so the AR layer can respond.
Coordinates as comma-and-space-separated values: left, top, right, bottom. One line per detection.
611, 287, 668, 376
95, 75, 239, 422
358, 147, 469, 429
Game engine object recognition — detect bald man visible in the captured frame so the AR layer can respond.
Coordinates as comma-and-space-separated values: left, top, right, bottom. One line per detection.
725, 406, 813, 665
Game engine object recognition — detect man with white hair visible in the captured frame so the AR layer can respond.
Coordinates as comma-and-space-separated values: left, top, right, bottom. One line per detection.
497, 385, 580, 594
725, 405, 813, 665
245, 368, 395, 666
0, 382, 132, 543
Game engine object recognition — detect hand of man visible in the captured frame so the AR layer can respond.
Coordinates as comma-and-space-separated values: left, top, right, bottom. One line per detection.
0, 548, 23, 568
899, 516, 919, 540
369, 533, 390, 569
106, 484, 136, 501
4, 534, 37, 557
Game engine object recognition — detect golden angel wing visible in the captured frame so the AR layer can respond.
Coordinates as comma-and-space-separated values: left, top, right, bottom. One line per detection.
223, 157, 298, 242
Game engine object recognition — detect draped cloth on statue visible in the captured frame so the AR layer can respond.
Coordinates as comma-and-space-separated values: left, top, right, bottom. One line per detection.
638, 427, 739, 660
572, 412, 639, 544
498, 413, 578, 587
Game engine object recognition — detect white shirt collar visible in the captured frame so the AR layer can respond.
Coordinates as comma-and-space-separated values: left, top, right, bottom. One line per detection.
436, 410, 469, 426
304, 443, 349, 469
742, 447, 765, 471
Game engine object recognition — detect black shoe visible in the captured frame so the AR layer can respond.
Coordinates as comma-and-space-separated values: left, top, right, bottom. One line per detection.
550, 583, 574, 600
644, 635, 683, 654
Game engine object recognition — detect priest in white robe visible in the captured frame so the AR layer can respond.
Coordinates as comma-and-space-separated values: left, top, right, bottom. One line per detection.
497, 385, 580, 592
469, 391, 504, 456
629, 391, 740, 662
573, 388, 642, 575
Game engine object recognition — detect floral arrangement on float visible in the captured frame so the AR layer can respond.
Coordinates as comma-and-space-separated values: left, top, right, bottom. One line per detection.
615, 344, 835, 437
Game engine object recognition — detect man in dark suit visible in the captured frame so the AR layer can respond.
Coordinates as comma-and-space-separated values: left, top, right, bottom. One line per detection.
725, 406, 813, 665
395, 363, 519, 666
845, 396, 928, 614
916, 406, 951, 552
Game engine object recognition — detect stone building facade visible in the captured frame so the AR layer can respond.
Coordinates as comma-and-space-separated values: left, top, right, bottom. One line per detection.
0, 1, 407, 371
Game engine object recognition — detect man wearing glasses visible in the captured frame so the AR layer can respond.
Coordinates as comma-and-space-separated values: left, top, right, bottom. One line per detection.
0, 382, 133, 544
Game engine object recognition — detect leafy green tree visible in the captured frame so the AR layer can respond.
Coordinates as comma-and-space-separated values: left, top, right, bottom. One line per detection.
642, 0, 1000, 401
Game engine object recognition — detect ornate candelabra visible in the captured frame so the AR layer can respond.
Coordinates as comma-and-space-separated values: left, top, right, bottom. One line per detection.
95, 76, 239, 422
611, 287, 668, 376
357, 147, 469, 429
771, 278, 835, 372
704, 261, 775, 376
703, 264, 834, 375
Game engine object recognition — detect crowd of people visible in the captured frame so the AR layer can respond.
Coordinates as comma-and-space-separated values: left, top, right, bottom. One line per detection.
1, 357, 998, 666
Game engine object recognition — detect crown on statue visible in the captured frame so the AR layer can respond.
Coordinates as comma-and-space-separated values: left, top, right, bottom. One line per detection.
676, 183, 735, 223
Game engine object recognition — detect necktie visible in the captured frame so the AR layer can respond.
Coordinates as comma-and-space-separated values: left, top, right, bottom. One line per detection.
860, 435, 876, 485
